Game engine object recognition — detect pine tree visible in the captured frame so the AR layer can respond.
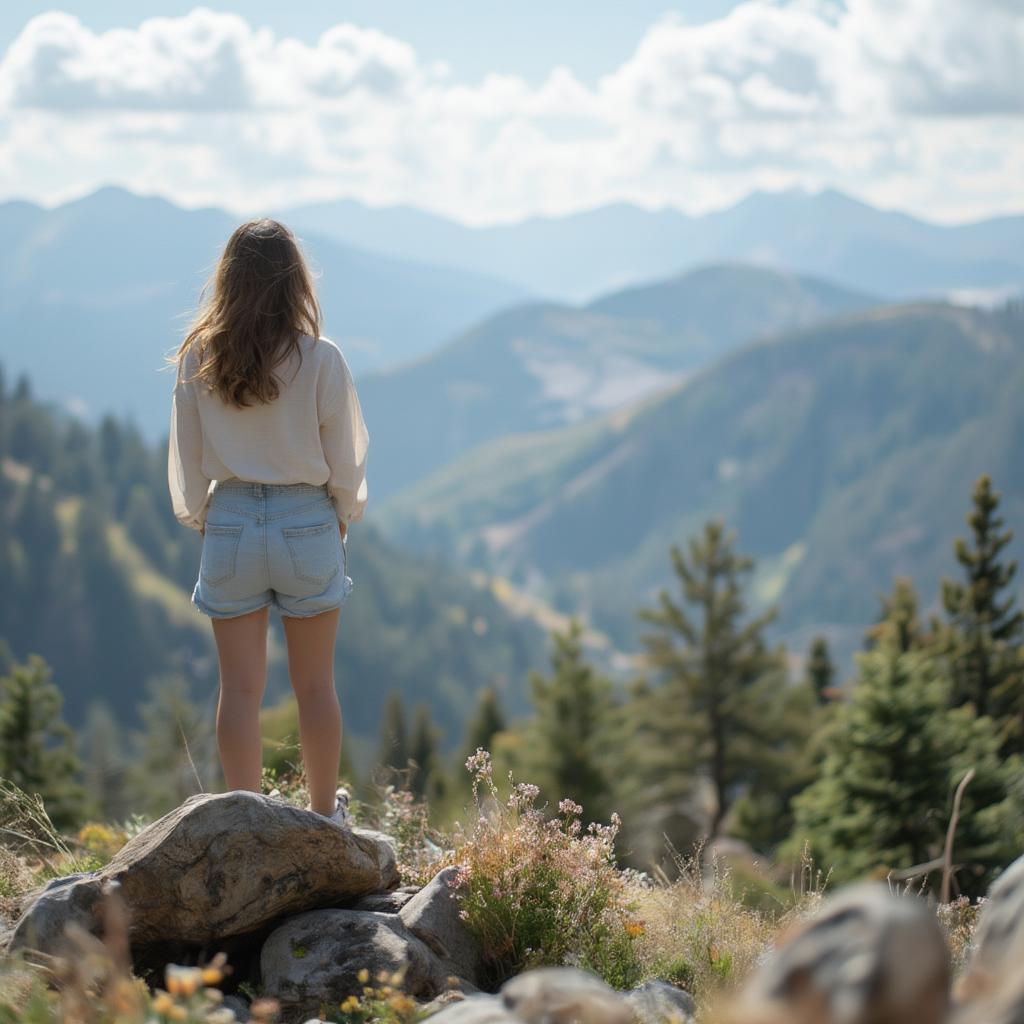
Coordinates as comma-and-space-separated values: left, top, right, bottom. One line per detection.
376, 692, 410, 784
867, 577, 930, 654
636, 521, 787, 836
0, 654, 84, 831
806, 635, 835, 704
409, 704, 444, 803
519, 618, 617, 824
125, 675, 213, 819
463, 686, 506, 760
941, 475, 1024, 743
79, 700, 130, 823
788, 645, 1020, 898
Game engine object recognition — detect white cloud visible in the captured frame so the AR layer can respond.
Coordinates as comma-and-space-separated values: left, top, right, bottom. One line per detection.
0, 1, 1021, 223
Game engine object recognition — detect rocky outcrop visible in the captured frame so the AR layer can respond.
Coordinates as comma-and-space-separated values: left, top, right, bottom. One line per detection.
9, 792, 399, 958
260, 908, 473, 1022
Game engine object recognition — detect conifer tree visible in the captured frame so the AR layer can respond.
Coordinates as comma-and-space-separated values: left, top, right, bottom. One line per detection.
0, 654, 84, 830
788, 644, 1020, 898
867, 577, 930, 654
376, 692, 410, 783
520, 618, 617, 824
126, 675, 213, 819
636, 521, 787, 836
941, 475, 1024, 743
409, 703, 445, 803
79, 700, 130, 823
806, 636, 835, 704
463, 686, 506, 761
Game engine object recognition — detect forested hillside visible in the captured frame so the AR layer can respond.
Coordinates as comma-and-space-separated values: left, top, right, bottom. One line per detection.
0, 367, 545, 748
380, 300, 1024, 653
359, 264, 874, 499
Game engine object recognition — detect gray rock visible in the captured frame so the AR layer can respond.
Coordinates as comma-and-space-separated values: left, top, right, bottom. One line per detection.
424, 994, 520, 1024
221, 994, 251, 1021
346, 890, 416, 914
967, 853, 1024, 976
260, 908, 462, 1024
10, 791, 399, 956
400, 866, 482, 985
500, 967, 633, 1024
624, 980, 695, 1023
739, 882, 950, 1024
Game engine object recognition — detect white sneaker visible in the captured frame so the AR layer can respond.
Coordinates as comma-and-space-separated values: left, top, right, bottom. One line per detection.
325, 786, 352, 827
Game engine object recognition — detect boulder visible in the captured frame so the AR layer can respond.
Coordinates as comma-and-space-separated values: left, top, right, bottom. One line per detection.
346, 890, 416, 914
735, 882, 950, 1024
624, 980, 696, 1023
260, 908, 469, 1024
9, 792, 399, 957
499, 967, 633, 1024
966, 853, 1024, 977
399, 866, 482, 985
424, 994, 521, 1024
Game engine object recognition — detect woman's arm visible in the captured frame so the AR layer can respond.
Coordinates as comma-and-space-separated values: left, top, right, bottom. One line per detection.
319, 349, 369, 528
167, 371, 213, 532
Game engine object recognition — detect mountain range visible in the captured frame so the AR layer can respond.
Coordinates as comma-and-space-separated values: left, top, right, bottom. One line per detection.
279, 187, 1024, 302
358, 264, 876, 500
0, 186, 528, 429
378, 300, 1024, 667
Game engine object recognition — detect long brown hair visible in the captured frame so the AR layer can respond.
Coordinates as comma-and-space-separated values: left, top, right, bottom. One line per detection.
170, 219, 322, 407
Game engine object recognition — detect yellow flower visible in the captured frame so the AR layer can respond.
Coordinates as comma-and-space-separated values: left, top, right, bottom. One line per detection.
168, 1005, 188, 1021
166, 965, 203, 998
201, 966, 223, 985
341, 995, 360, 1012
389, 971, 404, 987
388, 994, 415, 1015
377, 970, 390, 983
625, 921, 645, 937
152, 991, 174, 1014
357, 968, 370, 984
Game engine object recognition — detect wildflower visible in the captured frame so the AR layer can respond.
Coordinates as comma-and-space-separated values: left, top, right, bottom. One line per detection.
152, 991, 174, 1014
625, 920, 645, 937
166, 965, 203, 998
341, 995, 361, 1013
558, 798, 583, 817
249, 996, 281, 1020
388, 993, 415, 1014
357, 968, 370, 984
168, 1005, 188, 1021
390, 970, 404, 986
204, 987, 225, 1002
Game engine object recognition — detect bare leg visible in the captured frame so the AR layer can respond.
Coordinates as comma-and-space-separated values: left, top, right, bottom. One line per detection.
211, 606, 269, 793
282, 608, 342, 816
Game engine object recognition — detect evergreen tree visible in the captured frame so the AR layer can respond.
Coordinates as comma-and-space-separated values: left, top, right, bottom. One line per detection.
941, 475, 1024, 743
126, 675, 213, 819
79, 700, 130, 823
636, 521, 787, 836
806, 635, 835, 704
0, 654, 84, 830
788, 645, 1020, 898
867, 577, 930, 654
409, 704, 445, 803
463, 685, 506, 760
376, 692, 410, 783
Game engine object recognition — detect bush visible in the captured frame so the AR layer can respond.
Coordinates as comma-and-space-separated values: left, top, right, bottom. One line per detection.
440, 749, 644, 990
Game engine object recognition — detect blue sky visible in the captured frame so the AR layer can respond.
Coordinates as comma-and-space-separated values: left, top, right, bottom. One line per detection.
0, 2, 1021, 224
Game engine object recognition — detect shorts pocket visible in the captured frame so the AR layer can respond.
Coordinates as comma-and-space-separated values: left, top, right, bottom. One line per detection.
200, 524, 244, 585
281, 522, 341, 585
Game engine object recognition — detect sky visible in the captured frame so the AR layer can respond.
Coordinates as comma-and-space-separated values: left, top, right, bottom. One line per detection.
0, 1, 1021, 225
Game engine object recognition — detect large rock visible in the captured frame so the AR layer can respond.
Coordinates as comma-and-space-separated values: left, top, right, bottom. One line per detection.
499, 967, 633, 1024
423, 994, 521, 1024
399, 866, 482, 985
260, 908, 467, 1024
624, 980, 695, 1023
9, 792, 399, 957
734, 882, 950, 1024
966, 853, 1024, 977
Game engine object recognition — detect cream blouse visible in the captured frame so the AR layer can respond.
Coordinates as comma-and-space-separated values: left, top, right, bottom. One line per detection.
167, 333, 369, 532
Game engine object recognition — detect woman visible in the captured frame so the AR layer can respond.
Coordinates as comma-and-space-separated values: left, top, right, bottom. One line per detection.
166, 218, 368, 825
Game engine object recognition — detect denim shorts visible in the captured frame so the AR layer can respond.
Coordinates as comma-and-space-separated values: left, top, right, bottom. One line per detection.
192, 480, 353, 620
